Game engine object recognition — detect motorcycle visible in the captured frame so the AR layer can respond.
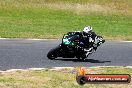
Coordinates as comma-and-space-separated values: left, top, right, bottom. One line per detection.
47, 32, 105, 60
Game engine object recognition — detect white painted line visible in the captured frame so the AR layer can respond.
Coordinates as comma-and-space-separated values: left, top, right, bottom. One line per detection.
5, 69, 28, 73
125, 66, 132, 68
89, 66, 124, 68
0, 38, 10, 40
28, 39, 59, 41
120, 41, 132, 43
0, 66, 132, 73
0, 38, 59, 40
28, 68, 46, 70
52, 67, 74, 69
26, 39, 47, 40
50, 67, 74, 70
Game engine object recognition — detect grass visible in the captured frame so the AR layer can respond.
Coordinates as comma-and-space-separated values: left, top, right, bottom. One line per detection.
0, 0, 132, 40
0, 67, 132, 88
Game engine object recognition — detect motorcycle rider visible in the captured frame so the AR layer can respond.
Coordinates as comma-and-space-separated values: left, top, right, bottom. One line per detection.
63, 26, 99, 58
78, 26, 98, 57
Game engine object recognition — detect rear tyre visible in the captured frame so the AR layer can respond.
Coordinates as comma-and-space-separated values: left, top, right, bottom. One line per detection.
76, 55, 86, 61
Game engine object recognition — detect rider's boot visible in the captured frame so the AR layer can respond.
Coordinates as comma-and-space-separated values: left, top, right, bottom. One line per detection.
84, 47, 93, 57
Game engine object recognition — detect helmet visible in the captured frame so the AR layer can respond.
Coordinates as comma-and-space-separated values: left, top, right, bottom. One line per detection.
83, 26, 92, 33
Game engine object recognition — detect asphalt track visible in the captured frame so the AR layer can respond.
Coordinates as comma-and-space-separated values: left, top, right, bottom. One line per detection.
0, 39, 132, 70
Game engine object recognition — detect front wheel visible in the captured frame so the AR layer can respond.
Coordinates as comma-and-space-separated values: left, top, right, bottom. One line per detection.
47, 45, 61, 60
47, 51, 56, 60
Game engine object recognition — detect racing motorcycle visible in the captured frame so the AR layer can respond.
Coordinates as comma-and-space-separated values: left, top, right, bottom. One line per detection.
47, 32, 105, 60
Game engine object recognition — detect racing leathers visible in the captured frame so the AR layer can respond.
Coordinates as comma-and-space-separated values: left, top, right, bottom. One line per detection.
75, 31, 98, 57
82, 31, 98, 57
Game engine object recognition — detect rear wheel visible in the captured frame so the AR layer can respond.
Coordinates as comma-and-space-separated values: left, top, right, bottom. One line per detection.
76, 51, 86, 61
76, 55, 86, 61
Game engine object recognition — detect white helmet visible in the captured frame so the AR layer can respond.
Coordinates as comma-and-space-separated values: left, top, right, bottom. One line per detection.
83, 26, 92, 33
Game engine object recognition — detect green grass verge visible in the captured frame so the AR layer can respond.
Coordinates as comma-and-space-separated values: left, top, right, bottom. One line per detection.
0, 0, 132, 40
0, 67, 132, 88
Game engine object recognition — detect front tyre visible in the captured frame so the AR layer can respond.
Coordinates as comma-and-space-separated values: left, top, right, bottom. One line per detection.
47, 45, 61, 60
47, 51, 56, 60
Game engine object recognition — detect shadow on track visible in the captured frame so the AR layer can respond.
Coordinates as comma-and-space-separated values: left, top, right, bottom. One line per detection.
54, 58, 111, 63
